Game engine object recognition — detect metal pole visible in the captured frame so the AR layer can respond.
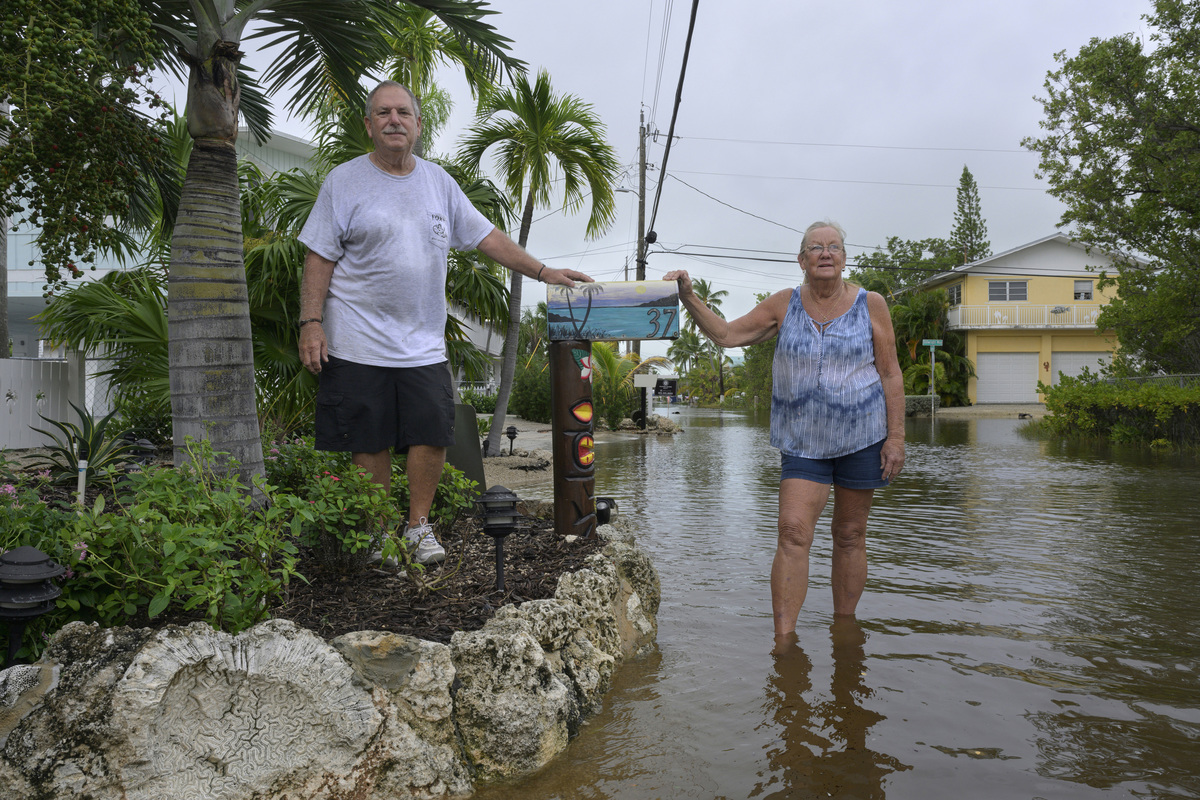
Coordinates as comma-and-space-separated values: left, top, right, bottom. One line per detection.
929, 344, 937, 415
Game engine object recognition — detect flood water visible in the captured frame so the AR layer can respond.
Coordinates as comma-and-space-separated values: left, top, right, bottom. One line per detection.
473, 406, 1200, 800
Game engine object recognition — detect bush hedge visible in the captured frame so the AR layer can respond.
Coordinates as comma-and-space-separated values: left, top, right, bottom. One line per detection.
1039, 375, 1199, 447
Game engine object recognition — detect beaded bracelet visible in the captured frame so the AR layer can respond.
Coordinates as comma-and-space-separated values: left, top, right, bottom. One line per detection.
298, 318, 322, 327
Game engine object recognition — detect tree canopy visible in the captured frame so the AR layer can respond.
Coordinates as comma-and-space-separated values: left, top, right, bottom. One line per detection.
0, 0, 170, 293
1023, 0, 1200, 372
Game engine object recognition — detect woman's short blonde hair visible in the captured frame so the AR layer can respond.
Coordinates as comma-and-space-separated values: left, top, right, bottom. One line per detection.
799, 219, 846, 253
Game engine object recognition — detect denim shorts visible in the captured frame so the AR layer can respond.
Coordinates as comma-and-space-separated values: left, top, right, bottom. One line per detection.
780, 439, 889, 489
315, 357, 455, 453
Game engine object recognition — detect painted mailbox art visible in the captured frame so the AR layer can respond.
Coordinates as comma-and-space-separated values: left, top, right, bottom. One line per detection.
547, 281, 680, 342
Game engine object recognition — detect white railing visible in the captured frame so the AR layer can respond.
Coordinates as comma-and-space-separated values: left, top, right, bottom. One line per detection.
947, 304, 1105, 330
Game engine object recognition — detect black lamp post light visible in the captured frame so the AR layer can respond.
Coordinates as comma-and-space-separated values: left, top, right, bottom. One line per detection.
595, 497, 618, 526
505, 425, 518, 454
477, 485, 521, 591
0, 546, 66, 666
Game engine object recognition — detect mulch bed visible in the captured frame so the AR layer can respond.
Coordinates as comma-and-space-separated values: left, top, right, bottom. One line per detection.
273, 508, 604, 644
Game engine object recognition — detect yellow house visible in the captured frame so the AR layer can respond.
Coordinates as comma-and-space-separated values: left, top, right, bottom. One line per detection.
913, 233, 1136, 404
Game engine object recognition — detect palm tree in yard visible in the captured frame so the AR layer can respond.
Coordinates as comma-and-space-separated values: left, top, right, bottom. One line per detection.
141, 0, 519, 485
457, 68, 621, 457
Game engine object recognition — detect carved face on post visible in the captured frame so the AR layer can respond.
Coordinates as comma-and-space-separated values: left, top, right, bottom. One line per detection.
550, 340, 597, 538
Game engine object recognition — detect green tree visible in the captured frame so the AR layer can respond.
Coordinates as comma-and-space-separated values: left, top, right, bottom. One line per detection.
0, 0, 170, 294
588, 342, 670, 429
457, 68, 620, 456
1023, 0, 1200, 372
138, 0, 518, 485
685, 278, 732, 397
850, 236, 956, 296
667, 328, 705, 374
517, 301, 549, 359
740, 292, 775, 405
949, 165, 992, 265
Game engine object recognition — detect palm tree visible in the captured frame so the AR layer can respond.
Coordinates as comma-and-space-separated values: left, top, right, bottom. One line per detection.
667, 329, 704, 374
588, 342, 670, 429
143, 0, 520, 485
457, 68, 621, 457
688, 278, 730, 397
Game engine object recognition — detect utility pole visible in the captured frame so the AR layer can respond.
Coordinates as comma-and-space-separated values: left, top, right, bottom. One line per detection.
634, 111, 647, 357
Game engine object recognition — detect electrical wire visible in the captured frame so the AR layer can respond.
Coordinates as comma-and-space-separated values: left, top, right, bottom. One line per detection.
646, 0, 700, 239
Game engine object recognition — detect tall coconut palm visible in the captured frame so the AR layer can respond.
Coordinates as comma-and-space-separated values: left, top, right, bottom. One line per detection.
140, 0, 519, 485
457, 68, 620, 457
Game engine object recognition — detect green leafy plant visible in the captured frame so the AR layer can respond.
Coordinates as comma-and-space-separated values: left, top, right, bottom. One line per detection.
508, 353, 553, 424
26, 401, 139, 486
460, 387, 498, 415
57, 438, 302, 633
292, 464, 402, 572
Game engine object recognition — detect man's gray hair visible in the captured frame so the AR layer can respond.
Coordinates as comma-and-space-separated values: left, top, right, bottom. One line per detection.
365, 80, 421, 118
800, 219, 846, 253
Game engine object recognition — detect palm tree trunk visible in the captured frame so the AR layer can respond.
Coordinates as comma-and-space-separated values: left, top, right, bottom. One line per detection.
484, 191, 536, 456
168, 138, 264, 487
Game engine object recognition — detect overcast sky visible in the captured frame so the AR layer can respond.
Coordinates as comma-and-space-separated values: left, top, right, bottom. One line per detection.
166, 0, 1157, 362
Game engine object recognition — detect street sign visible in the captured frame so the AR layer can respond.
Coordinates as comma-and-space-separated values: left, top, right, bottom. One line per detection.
547, 280, 680, 342
921, 339, 943, 347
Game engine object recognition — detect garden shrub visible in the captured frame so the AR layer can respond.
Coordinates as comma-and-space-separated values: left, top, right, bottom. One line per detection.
1040, 374, 1199, 446
459, 386, 498, 415
508, 354, 552, 424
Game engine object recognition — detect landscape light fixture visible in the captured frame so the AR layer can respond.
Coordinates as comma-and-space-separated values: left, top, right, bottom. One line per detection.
0, 546, 65, 666
595, 497, 618, 527
505, 425, 519, 454
477, 485, 521, 591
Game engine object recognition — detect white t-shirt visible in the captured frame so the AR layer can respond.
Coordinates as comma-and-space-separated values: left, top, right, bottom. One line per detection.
299, 154, 494, 367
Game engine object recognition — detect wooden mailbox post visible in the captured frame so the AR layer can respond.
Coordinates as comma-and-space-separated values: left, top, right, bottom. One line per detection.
546, 280, 679, 538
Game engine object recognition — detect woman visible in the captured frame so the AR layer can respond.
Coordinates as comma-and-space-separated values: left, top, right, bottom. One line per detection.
664, 220, 904, 640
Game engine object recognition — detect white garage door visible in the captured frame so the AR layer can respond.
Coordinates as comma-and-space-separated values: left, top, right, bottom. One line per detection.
976, 352, 1039, 403
1051, 352, 1110, 385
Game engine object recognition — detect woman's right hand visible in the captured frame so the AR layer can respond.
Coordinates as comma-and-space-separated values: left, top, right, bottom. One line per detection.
663, 269, 694, 297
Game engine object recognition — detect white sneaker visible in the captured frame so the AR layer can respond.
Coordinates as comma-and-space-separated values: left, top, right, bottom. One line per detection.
403, 519, 446, 566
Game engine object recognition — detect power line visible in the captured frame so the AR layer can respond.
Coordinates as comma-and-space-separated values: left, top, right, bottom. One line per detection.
673, 169, 1046, 192
646, 0, 700, 239
676, 135, 1032, 154
668, 174, 806, 234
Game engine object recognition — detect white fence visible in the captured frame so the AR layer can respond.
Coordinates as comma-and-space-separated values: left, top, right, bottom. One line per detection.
0, 355, 87, 450
947, 304, 1105, 329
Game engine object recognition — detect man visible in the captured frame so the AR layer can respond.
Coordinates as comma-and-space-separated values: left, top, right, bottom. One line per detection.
298, 80, 590, 565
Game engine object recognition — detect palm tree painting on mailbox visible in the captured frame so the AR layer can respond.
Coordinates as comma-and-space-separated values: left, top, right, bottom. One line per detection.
547, 281, 680, 342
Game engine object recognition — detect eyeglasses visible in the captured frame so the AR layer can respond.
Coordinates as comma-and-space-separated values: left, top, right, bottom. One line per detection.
805, 243, 844, 256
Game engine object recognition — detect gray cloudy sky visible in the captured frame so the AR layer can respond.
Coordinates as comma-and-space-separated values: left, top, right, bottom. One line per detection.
197, 0, 1157, 360
432, 0, 1153, 359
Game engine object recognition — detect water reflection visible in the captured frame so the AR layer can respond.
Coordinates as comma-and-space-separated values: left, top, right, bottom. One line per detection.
755, 619, 909, 799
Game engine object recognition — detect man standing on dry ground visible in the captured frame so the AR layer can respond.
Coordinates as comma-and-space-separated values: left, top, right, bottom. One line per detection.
298, 80, 591, 564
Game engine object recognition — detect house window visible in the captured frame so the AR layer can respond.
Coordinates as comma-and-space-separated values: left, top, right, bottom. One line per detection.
947, 283, 962, 306
1074, 280, 1093, 300
989, 280, 1027, 301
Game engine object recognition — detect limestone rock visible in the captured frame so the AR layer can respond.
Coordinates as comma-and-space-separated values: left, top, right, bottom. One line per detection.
0, 523, 663, 799
332, 631, 471, 797
450, 618, 571, 781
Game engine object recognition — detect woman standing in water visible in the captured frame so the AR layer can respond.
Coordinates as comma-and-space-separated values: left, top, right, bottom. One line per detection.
664, 220, 904, 641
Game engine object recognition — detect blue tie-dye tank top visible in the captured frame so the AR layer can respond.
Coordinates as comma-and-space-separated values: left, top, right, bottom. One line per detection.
769, 286, 887, 458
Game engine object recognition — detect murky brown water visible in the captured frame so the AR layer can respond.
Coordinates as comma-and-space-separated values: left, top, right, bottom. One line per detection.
472, 407, 1200, 799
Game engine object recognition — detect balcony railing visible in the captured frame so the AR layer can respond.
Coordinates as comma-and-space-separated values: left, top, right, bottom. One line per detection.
946, 304, 1105, 330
